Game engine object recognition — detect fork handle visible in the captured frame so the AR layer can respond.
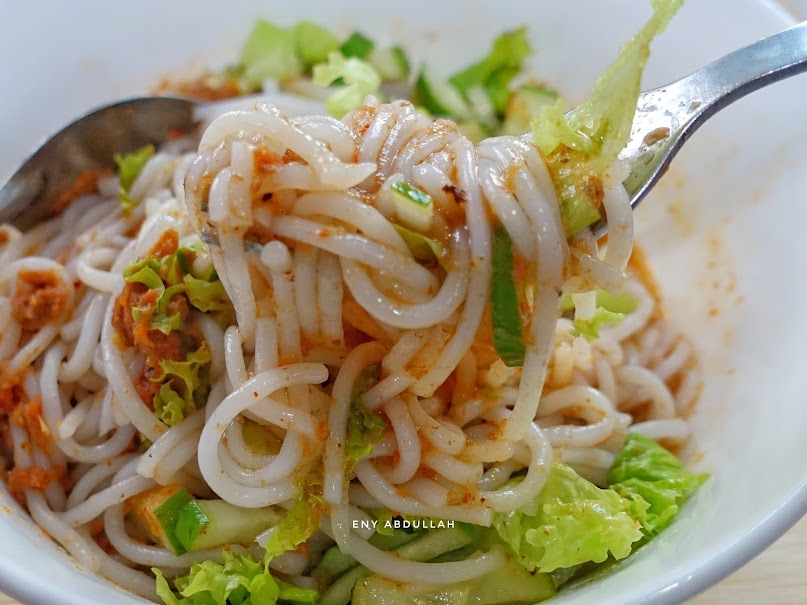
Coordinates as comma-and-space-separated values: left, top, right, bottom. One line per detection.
621, 20, 807, 210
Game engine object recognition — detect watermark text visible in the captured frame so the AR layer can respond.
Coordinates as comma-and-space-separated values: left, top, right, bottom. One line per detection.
351, 518, 455, 530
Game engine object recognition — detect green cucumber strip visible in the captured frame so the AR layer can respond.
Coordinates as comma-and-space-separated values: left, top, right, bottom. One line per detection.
340, 32, 374, 59
319, 527, 472, 605
390, 181, 434, 231
312, 545, 359, 587
152, 487, 193, 555
313, 527, 422, 589
320, 566, 372, 605
175, 499, 282, 552
414, 67, 470, 119
175, 500, 209, 552
391, 181, 432, 207
491, 227, 526, 366
393, 526, 473, 561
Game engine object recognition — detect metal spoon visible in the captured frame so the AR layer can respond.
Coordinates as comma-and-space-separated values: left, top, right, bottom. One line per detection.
2, 20, 807, 232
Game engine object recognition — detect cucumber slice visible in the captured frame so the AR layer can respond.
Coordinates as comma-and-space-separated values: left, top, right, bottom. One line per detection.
414, 67, 470, 120
312, 545, 359, 587
501, 84, 559, 136
174, 499, 282, 552
394, 526, 473, 561
353, 576, 414, 605
130, 485, 192, 555
368, 527, 421, 551
471, 559, 556, 604
491, 227, 526, 367
386, 181, 434, 232
318, 527, 470, 605
352, 559, 556, 605
320, 565, 372, 605
370, 46, 411, 81
340, 32, 374, 59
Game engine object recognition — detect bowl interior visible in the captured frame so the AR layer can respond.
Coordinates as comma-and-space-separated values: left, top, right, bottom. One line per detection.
1, 1, 806, 604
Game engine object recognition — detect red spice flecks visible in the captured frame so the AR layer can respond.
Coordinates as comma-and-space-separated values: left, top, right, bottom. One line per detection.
11, 270, 71, 332
7, 466, 52, 503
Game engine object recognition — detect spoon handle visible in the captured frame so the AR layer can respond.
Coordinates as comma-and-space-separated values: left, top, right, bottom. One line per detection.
621, 20, 807, 211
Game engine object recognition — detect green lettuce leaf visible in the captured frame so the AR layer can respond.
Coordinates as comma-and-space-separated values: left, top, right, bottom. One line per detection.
183, 273, 231, 313
122, 244, 233, 335
346, 402, 387, 469
345, 365, 387, 472
115, 144, 154, 214
312, 51, 382, 117
263, 471, 325, 562
560, 289, 638, 341
152, 343, 212, 427
608, 433, 709, 536
449, 28, 531, 115
154, 550, 319, 605
572, 307, 626, 341
532, 0, 683, 235
493, 463, 644, 573
124, 258, 164, 291
153, 384, 186, 428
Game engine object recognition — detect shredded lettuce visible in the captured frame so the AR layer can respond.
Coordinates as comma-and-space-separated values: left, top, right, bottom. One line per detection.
345, 365, 387, 472
493, 463, 644, 573
154, 551, 318, 605
572, 307, 627, 341
449, 28, 531, 115
115, 144, 154, 214
122, 243, 233, 335
346, 403, 387, 469
608, 433, 709, 537
533, 0, 683, 235
263, 471, 325, 562
312, 51, 382, 117
152, 343, 212, 427
560, 289, 638, 341
183, 273, 231, 313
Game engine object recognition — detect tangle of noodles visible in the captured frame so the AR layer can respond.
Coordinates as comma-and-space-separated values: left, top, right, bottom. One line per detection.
0, 95, 701, 601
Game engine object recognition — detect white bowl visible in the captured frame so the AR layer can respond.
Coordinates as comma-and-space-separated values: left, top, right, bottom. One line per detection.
1, 1, 806, 603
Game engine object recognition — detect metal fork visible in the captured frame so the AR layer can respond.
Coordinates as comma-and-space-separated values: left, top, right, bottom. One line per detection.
617, 19, 807, 225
